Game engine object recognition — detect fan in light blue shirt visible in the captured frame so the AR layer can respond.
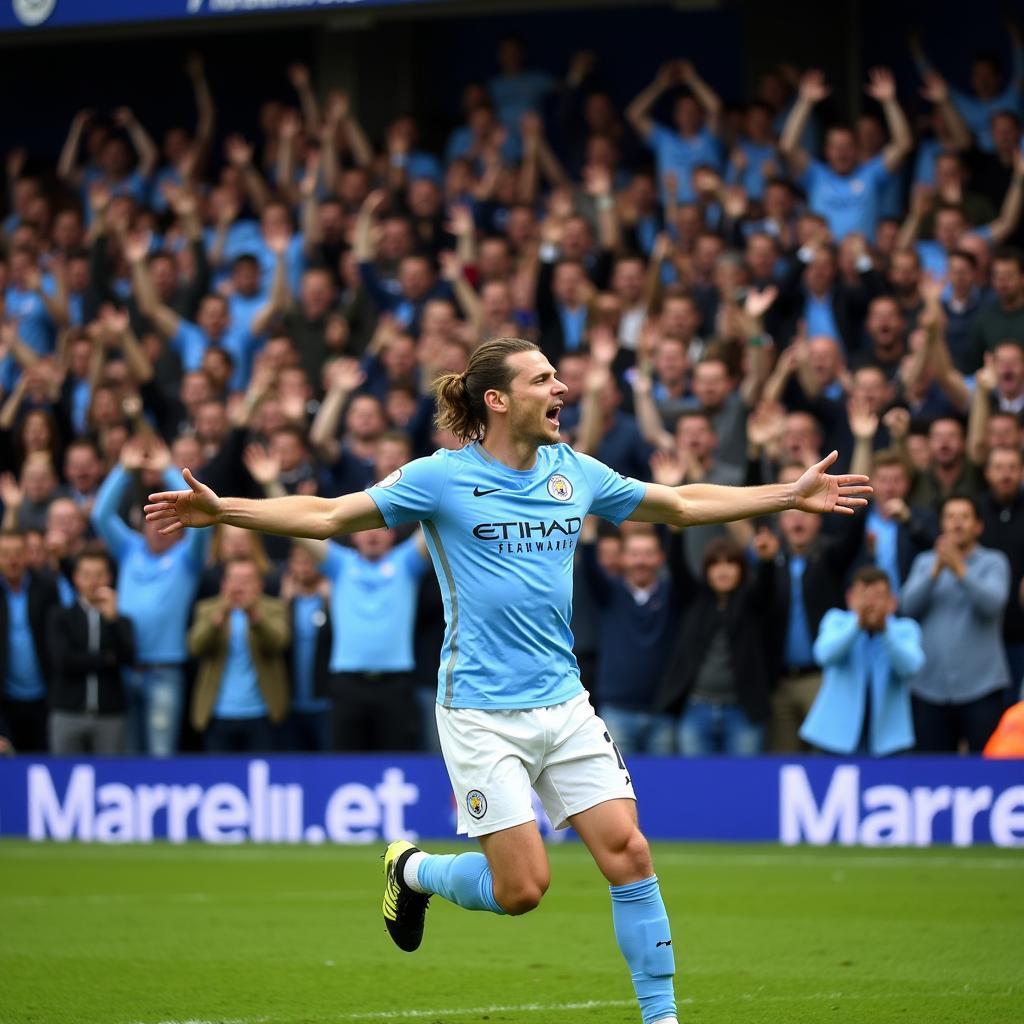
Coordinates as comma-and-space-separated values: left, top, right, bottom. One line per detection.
489, 67, 555, 130
630, 73, 724, 206
318, 533, 429, 674
5, 275, 58, 356
781, 70, 911, 240
801, 156, 893, 240
214, 609, 269, 719
91, 463, 210, 665
913, 34, 1024, 151
726, 105, 782, 201
138, 245, 288, 392
647, 124, 722, 204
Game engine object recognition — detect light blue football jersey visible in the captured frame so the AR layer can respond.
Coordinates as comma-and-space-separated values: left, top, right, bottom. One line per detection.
365, 442, 647, 710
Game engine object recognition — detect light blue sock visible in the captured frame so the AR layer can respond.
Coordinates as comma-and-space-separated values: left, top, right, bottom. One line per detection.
610, 875, 677, 1024
416, 852, 506, 915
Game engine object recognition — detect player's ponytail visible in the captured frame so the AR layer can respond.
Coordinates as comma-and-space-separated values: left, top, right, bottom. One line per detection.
433, 337, 539, 443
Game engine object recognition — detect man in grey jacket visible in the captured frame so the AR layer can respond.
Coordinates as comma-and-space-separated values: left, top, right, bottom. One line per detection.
900, 495, 1011, 751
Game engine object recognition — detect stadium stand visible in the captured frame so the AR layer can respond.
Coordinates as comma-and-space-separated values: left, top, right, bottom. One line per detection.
2, 27, 1023, 757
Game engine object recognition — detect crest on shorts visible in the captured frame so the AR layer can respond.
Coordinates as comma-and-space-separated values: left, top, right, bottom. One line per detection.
375, 469, 402, 489
547, 474, 573, 501
13, 0, 56, 27
466, 790, 488, 819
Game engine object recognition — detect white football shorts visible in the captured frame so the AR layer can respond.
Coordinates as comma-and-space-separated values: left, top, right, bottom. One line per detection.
436, 691, 636, 837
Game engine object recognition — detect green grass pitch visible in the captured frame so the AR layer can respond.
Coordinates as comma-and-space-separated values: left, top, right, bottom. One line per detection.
1, 840, 1021, 1024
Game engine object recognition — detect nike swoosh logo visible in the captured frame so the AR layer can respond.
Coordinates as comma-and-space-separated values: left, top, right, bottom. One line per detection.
473, 487, 501, 497
656, 940, 672, 948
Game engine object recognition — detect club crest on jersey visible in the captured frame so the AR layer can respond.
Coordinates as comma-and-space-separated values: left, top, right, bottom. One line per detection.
466, 790, 488, 819
375, 469, 402, 489
547, 474, 573, 501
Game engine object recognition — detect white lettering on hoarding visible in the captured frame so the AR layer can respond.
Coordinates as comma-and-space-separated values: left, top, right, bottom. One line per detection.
990, 787, 1024, 845
779, 765, 1024, 848
26, 761, 418, 844
779, 764, 858, 844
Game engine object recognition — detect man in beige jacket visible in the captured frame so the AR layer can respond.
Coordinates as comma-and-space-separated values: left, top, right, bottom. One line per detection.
188, 557, 290, 751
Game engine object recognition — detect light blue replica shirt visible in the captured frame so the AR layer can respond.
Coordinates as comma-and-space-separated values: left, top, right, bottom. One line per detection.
365, 443, 647, 710
172, 319, 259, 393
291, 594, 330, 713
5, 280, 56, 355
803, 293, 840, 343
726, 140, 782, 200
322, 536, 427, 674
91, 465, 210, 664
647, 124, 722, 204
917, 226, 992, 281
214, 609, 268, 719
866, 509, 901, 594
489, 70, 556, 129
801, 156, 892, 240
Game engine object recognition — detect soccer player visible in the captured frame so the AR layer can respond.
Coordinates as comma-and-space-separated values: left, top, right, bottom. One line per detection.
145, 337, 871, 1024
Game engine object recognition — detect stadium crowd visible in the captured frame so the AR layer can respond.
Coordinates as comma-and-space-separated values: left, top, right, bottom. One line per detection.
1, 34, 1023, 760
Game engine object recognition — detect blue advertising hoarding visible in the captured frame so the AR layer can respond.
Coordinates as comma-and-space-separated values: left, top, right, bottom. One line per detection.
0, 0, 444, 33
1, 755, 1022, 847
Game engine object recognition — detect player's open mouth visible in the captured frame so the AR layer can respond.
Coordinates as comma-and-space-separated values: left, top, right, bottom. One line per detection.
546, 403, 562, 428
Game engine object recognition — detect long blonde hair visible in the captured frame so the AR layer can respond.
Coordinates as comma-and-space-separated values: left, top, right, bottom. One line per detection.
433, 337, 538, 443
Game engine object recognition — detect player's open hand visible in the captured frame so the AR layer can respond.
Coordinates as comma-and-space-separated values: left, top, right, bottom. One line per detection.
792, 451, 872, 516
144, 469, 222, 534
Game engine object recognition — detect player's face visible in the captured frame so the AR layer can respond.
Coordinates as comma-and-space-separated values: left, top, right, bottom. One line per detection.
502, 350, 568, 446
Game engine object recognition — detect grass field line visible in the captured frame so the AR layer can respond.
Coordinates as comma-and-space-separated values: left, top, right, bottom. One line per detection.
130, 985, 1020, 1024
4, 843, 1022, 870
0, 888, 368, 908
651, 850, 1024, 870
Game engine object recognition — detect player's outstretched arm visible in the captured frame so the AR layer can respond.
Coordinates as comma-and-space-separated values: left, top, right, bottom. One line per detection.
630, 451, 871, 529
144, 469, 384, 539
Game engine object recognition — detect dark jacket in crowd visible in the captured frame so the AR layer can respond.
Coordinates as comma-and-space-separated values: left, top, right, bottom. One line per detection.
980, 489, 1024, 646
766, 513, 868, 677
580, 541, 678, 712
770, 256, 885, 353
285, 594, 334, 701
656, 538, 776, 723
46, 601, 135, 714
535, 251, 613, 364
